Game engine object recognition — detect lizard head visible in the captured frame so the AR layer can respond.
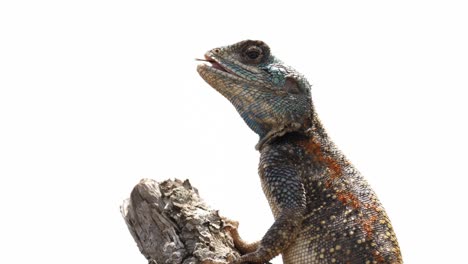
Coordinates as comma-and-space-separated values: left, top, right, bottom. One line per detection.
197, 40, 314, 150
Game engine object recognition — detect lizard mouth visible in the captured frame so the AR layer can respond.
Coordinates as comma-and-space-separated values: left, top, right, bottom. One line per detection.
196, 55, 236, 75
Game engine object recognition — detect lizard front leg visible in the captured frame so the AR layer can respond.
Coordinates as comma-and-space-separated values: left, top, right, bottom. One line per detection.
230, 159, 306, 264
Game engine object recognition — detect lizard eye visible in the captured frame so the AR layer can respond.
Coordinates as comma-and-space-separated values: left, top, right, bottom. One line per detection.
246, 49, 260, 59
243, 46, 263, 62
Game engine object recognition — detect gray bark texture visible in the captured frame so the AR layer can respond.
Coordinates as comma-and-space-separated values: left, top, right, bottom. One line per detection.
120, 178, 241, 264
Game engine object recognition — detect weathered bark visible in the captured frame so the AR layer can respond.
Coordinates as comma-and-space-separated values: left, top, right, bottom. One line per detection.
121, 178, 241, 264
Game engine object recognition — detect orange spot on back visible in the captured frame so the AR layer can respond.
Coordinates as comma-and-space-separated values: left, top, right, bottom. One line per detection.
373, 250, 386, 263
337, 192, 360, 209
361, 214, 378, 239
359, 200, 384, 239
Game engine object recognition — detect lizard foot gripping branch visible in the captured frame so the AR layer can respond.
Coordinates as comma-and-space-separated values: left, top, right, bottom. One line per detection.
197, 40, 402, 264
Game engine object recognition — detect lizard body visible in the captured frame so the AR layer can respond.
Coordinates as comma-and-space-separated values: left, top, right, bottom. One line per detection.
197, 40, 402, 264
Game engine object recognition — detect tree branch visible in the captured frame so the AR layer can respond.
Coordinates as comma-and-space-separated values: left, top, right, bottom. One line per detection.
121, 178, 241, 264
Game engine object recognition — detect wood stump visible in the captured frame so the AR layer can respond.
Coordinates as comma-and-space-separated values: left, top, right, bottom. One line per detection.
121, 178, 241, 264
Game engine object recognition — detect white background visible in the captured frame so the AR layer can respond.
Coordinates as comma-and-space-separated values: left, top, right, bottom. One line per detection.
1, 1, 467, 263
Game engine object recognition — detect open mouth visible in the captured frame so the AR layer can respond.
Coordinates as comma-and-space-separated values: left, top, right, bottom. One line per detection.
196, 55, 231, 74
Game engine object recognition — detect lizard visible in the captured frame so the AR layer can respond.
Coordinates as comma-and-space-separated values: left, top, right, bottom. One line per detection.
197, 40, 402, 264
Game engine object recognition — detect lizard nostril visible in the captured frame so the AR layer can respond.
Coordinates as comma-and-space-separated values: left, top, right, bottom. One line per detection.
213, 48, 221, 53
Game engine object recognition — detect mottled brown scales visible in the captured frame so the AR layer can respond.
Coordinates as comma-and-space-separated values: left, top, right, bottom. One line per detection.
197, 40, 402, 263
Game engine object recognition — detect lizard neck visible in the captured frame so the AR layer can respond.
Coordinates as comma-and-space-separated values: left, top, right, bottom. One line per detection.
256, 112, 332, 152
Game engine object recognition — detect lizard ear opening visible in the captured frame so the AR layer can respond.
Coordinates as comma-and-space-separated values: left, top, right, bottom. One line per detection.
283, 76, 301, 94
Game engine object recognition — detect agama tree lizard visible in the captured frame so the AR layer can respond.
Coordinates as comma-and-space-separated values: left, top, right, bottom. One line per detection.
197, 40, 402, 264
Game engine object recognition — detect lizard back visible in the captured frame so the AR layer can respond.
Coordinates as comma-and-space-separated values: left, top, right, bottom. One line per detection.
260, 126, 402, 263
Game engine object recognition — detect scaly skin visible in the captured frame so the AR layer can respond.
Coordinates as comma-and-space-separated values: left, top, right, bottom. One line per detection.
197, 40, 402, 264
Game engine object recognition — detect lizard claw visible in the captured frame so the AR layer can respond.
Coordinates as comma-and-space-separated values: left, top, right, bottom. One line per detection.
222, 217, 239, 230
222, 217, 242, 239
